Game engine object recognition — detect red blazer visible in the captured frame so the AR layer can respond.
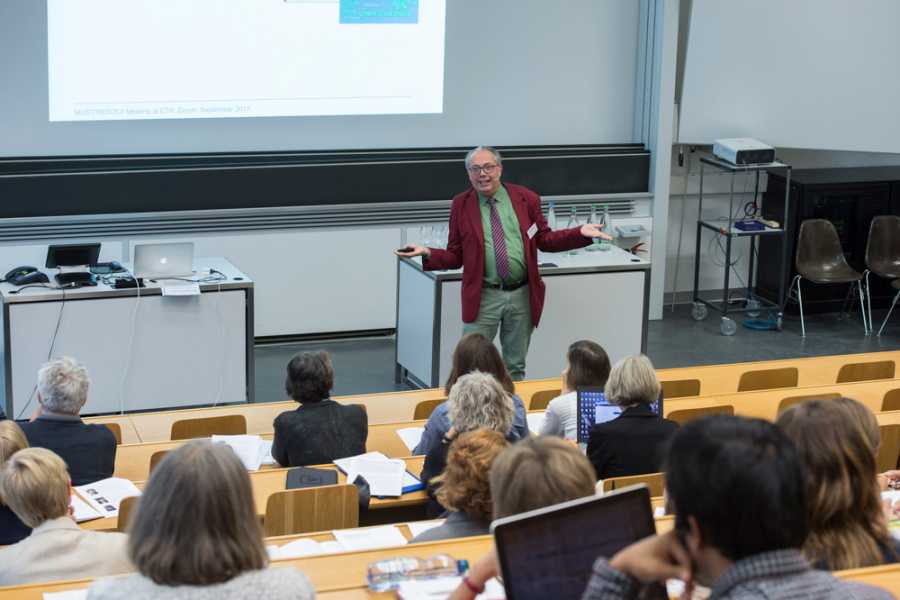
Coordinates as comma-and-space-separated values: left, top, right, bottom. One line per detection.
424, 183, 590, 327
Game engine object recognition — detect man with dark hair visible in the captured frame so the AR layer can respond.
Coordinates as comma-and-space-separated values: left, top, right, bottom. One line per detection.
581, 415, 893, 599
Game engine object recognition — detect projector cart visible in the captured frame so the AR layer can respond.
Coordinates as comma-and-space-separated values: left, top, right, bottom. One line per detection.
691, 156, 792, 335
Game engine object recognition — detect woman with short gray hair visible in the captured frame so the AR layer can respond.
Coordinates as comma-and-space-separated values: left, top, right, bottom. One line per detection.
586, 355, 678, 481
19, 357, 116, 486
420, 371, 515, 516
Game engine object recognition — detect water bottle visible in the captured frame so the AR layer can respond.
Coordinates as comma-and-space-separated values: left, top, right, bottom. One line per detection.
599, 204, 612, 251
547, 201, 557, 230
586, 203, 601, 251
565, 207, 582, 255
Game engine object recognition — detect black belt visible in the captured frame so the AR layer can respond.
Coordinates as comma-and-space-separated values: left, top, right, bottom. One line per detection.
484, 280, 527, 291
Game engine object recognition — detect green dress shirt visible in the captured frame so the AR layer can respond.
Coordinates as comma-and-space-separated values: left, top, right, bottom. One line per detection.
478, 185, 527, 285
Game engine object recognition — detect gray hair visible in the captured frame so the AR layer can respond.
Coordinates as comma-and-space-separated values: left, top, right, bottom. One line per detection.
604, 354, 660, 407
447, 371, 514, 435
464, 146, 503, 169
37, 357, 90, 415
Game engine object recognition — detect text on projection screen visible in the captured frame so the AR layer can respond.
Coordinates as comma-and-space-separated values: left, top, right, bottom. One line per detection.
47, 0, 446, 122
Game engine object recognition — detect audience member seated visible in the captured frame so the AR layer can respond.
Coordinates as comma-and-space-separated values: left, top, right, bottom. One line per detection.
586, 355, 677, 481
18, 357, 116, 486
540, 339, 611, 440
410, 429, 508, 543
0, 420, 31, 544
88, 441, 314, 600
414, 333, 528, 456
777, 398, 900, 570
448, 436, 598, 599
0, 448, 132, 586
272, 351, 367, 467
582, 415, 894, 599
420, 372, 515, 517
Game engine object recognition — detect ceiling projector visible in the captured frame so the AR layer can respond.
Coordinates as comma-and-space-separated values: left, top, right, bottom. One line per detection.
713, 138, 776, 165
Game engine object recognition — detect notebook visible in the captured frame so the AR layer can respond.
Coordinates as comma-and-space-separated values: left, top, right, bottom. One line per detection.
576, 387, 664, 443
492, 485, 667, 600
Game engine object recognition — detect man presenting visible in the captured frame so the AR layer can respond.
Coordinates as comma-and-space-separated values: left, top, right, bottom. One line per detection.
397, 146, 610, 380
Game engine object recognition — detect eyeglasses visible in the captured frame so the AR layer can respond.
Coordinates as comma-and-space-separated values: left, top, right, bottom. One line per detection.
467, 163, 499, 175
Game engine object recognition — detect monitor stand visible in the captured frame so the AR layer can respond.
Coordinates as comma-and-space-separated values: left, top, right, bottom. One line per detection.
55, 272, 97, 287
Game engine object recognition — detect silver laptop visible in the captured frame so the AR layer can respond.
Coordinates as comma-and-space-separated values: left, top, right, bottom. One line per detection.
133, 242, 194, 279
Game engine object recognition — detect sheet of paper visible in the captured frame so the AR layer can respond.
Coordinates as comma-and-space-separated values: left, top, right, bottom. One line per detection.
526, 411, 546, 435
160, 281, 201, 296
70, 493, 102, 522
211, 434, 264, 471
74, 477, 142, 518
258, 439, 276, 466
333, 451, 390, 474
355, 456, 407, 497
318, 540, 345, 554
43, 591, 88, 600
397, 576, 504, 600
406, 519, 445, 539
332, 525, 408, 551
268, 538, 328, 560
396, 427, 425, 453
402, 470, 422, 490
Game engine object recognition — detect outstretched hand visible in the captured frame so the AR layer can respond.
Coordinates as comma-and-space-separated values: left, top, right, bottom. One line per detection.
580, 223, 613, 240
395, 244, 431, 259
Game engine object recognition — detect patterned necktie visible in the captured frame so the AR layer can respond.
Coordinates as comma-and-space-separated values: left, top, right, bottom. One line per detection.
487, 197, 511, 281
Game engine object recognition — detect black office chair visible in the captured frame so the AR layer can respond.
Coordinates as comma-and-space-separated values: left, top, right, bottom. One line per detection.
788, 219, 868, 337
865, 216, 900, 336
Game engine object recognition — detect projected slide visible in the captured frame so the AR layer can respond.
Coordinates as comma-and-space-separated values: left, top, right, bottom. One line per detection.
47, 0, 446, 122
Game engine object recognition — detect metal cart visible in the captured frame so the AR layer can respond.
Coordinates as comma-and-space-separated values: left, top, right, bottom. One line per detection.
691, 156, 792, 335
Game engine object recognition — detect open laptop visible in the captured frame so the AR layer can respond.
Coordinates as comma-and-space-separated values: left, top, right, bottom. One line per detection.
492, 485, 667, 600
133, 242, 194, 279
576, 387, 664, 444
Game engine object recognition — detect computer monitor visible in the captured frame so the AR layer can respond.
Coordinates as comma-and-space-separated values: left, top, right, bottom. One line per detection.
45, 243, 101, 269
576, 387, 664, 444
492, 485, 667, 600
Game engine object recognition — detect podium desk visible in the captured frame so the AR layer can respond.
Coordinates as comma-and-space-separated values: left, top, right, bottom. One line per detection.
396, 246, 650, 388
0, 257, 253, 417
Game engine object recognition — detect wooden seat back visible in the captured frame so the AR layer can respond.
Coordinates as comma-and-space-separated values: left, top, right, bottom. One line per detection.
737, 367, 799, 392
413, 399, 444, 421
529, 389, 561, 411
100, 423, 122, 445
660, 379, 701, 399
878, 424, 900, 472
264, 484, 359, 537
601, 472, 665, 497
777, 392, 842, 416
667, 405, 734, 426
170, 414, 247, 440
149, 450, 170, 474
837, 360, 896, 384
116, 496, 140, 533
883, 389, 900, 412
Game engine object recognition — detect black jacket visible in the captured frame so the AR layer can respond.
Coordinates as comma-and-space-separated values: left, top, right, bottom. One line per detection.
18, 415, 116, 486
271, 399, 368, 467
586, 404, 678, 481
0, 505, 30, 545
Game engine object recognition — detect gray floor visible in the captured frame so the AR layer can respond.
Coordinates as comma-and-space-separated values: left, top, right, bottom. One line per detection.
253, 304, 900, 401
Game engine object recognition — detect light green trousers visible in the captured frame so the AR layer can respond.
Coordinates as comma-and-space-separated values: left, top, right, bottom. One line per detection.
462, 285, 533, 381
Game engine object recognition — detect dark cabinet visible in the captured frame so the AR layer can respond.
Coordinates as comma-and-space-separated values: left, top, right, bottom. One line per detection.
757, 166, 900, 314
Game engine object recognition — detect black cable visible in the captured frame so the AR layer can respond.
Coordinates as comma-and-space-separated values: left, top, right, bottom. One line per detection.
16, 286, 67, 419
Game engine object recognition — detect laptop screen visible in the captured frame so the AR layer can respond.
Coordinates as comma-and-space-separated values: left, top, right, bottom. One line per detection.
576, 387, 664, 444
492, 486, 666, 600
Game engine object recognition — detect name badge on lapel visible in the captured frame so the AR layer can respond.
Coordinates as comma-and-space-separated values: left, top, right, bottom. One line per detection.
527, 223, 538, 239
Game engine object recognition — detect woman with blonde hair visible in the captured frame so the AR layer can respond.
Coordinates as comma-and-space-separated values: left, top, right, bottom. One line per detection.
777, 398, 900, 570
0, 420, 31, 544
420, 371, 515, 517
410, 429, 509, 543
87, 441, 313, 599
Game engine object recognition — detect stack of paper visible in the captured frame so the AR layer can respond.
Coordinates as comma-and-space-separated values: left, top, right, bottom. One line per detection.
73, 478, 142, 518
335, 451, 421, 497
333, 525, 408, 551
526, 412, 546, 435
211, 434, 272, 471
396, 427, 425, 453
70, 493, 102, 523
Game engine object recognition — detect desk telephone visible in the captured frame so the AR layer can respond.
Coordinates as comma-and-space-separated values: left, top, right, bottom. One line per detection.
3, 266, 49, 286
